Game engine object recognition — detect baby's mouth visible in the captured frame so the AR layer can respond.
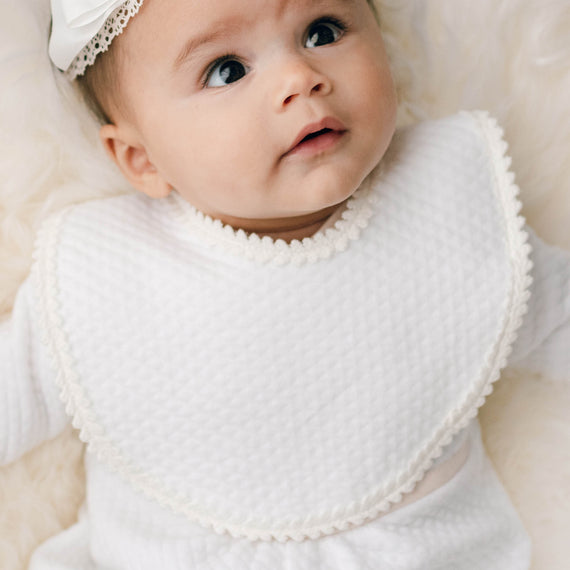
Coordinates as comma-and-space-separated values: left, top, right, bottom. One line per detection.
284, 118, 347, 158
300, 128, 333, 143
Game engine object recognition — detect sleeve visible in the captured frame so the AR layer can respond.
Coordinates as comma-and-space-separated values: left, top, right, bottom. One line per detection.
0, 276, 68, 466
507, 226, 570, 383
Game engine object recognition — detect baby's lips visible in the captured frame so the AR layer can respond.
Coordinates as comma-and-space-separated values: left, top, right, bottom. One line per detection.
284, 117, 347, 156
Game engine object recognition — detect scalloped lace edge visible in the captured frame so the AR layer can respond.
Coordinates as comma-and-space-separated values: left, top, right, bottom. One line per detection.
31, 110, 534, 542
167, 177, 377, 266
66, 0, 145, 79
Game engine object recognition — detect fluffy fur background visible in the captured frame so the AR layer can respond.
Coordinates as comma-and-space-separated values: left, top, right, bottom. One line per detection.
0, 0, 569, 568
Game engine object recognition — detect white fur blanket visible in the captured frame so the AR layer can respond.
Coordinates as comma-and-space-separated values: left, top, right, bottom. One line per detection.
1, 1, 569, 568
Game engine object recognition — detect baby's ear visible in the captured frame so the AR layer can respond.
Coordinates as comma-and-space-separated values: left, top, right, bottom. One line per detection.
99, 124, 172, 199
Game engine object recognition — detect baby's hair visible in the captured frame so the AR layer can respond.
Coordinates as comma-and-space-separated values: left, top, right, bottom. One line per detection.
76, 0, 380, 126
76, 38, 123, 125
367, 0, 380, 22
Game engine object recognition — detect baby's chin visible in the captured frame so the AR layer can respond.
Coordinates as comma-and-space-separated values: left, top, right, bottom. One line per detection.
300, 163, 375, 210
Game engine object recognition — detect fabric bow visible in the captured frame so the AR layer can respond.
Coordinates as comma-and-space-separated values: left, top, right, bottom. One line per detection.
49, 0, 128, 72
61, 0, 124, 28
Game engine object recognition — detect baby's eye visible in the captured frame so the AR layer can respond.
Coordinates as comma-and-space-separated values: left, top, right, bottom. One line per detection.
205, 58, 248, 88
305, 19, 345, 48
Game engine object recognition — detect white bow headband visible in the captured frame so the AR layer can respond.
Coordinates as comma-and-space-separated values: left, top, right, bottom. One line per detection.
49, 0, 144, 79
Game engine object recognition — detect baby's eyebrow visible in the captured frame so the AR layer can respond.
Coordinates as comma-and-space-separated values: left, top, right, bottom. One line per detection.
172, 22, 241, 74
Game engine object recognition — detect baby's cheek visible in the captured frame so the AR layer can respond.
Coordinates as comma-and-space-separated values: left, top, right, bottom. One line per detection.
362, 83, 397, 158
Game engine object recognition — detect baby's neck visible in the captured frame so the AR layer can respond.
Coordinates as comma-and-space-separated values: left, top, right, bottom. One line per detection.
218, 202, 346, 242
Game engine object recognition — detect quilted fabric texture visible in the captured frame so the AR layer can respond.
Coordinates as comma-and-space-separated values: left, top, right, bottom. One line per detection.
30, 111, 531, 547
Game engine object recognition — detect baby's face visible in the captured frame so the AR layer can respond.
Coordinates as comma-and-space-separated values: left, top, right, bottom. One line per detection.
111, 0, 397, 234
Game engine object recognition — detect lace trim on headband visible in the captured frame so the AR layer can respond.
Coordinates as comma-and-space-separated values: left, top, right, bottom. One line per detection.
67, 0, 145, 79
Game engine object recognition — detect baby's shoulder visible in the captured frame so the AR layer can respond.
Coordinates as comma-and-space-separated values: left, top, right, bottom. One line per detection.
369, 110, 516, 210
35, 191, 173, 243
31, 192, 178, 274
384, 110, 507, 169
49, 191, 158, 225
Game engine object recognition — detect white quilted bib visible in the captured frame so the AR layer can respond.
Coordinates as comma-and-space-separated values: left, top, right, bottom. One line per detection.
33, 112, 532, 541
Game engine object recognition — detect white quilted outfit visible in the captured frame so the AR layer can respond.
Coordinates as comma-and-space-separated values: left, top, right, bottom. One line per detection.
1, 112, 569, 570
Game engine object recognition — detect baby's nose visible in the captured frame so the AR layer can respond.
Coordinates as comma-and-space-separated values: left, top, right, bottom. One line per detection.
273, 58, 332, 110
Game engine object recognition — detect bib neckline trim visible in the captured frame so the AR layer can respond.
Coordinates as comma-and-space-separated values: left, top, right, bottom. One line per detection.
166, 176, 378, 266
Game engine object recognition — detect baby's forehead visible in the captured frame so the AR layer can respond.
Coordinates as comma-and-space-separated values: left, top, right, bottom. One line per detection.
128, 0, 371, 44
138, 0, 363, 28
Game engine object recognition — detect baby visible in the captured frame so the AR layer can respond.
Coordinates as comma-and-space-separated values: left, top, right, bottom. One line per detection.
2, 0, 569, 568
